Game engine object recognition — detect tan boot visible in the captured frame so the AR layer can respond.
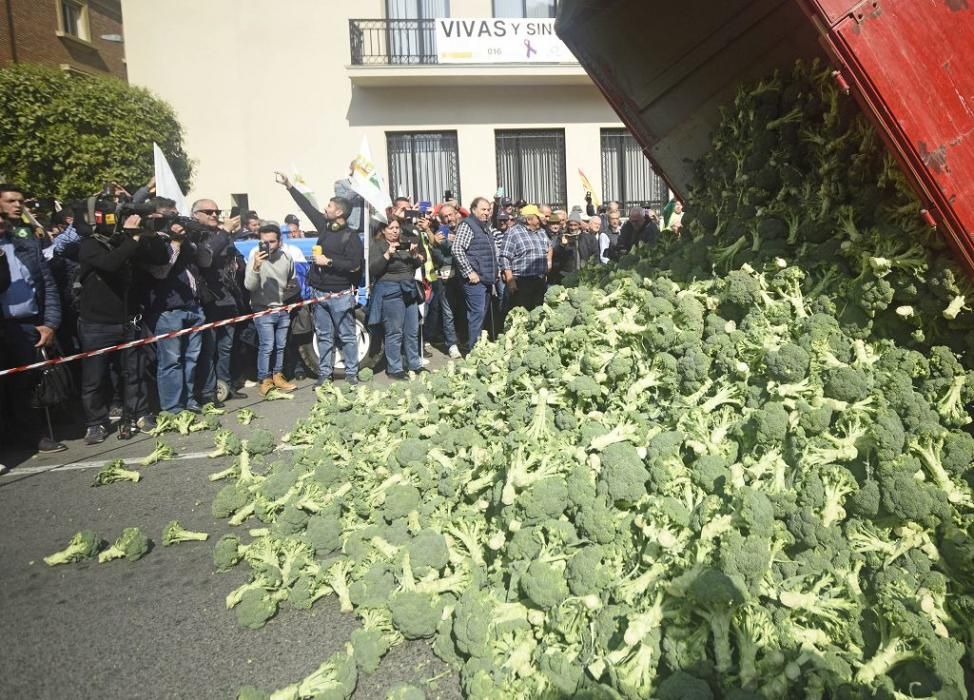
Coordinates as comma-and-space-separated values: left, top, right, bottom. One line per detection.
258, 378, 275, 397
273, 373, 297, 391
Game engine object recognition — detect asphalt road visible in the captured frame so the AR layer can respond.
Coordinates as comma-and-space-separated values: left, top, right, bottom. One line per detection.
0, 356, 463, 700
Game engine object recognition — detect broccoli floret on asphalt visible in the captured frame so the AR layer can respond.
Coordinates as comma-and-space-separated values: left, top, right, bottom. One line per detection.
237, 408, 257, 426
747, 401, 789, 446
141, 440, 176, 466
940, 430, 974, 475
598, 441, 649, 505
848, 478, 881, 518
257, 465, 299, 502
537, 649, 582, 696
235, 587, 287, 630
383, 484, 421, 522
389, 590, 444, 639
734, 486, 775, 533
520, 559, 569, 610
91, 460, 141, 486
43, 530, 102, 566
348, 563, 397, 609
209, 430, 244, 459
162, 520, 210, 546
655, 670, 714, 700
271, 504, 309, 538
566, 544, 610, 596
350, 627, 390, 674
691, 454, 730, 493
519, 477, 569, 522
764, 343, 810, 383
304, 512, 342, 558
686, 568, 746, 674
212, 483, 252, 520
824, 366, 873, 403
395, 438, 427, 467
245, 429, 276, 457
406, 529, 450, 576
97, 527, 150, 563
213, 534, 247, 571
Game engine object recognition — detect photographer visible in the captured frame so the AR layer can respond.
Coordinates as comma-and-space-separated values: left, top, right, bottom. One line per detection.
144, 199, 208, 413
549, 210, 599, 286
367, 219, 425, 379
77, 204, 168, 443
193, 199, 246, 406
245, 224, 296, 396
277, 172, 363, 385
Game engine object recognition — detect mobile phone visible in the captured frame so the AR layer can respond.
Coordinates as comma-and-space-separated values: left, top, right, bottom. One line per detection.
259, 241, 270, 256
231, 194, 249, 223
444, 189, 455, 201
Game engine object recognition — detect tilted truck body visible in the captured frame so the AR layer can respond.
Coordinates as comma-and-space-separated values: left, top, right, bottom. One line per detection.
556, 0, 974, 273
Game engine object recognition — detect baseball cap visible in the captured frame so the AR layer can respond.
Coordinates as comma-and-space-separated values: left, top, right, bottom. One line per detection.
497, 212, 511, 222
520, 204, 541, 218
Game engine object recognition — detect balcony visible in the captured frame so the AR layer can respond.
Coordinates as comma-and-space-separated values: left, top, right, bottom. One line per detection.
347, 18, 589, 87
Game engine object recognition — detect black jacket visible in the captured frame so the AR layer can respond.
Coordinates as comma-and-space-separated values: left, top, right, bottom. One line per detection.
144, 240, 207, 320
79, 234, 169, 324
287, 187, 363, 293
0, 227, 61, 328
0, 247, 10, 293
551, 232, 599, 284
618, 218, 660, 252
197, 228, 242, 314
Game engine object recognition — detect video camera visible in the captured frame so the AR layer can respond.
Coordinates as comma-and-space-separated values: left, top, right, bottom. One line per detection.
154, 213, 209, 241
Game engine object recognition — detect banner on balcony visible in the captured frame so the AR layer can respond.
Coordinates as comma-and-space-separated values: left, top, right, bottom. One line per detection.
435, 18, 575, 64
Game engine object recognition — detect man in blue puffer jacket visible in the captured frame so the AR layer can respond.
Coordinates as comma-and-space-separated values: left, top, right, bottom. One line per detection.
0, 184, 66, 455
450, 197, 497, 352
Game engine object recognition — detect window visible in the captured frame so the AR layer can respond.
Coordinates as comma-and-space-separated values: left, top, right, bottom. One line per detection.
58, 0, 90, 41
601, 129, 669, 212
387, 131, 461, 205
386, 0, 449, 65
493, 0, 557, 18
495, 129, 567, 210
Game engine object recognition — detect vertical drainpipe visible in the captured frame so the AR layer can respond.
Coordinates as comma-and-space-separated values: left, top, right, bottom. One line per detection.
4, 0, 18, 63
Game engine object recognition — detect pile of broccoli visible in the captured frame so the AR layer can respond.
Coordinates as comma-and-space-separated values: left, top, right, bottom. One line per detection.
212, 63, 974, 699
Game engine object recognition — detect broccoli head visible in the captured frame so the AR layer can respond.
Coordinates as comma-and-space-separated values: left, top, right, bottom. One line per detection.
97, 527, 150, 563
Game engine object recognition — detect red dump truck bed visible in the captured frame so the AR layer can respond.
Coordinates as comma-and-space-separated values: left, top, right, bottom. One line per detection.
556, 0, 974, 273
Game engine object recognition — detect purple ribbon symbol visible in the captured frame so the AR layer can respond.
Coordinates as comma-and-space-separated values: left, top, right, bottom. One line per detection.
524, 39, 537, 58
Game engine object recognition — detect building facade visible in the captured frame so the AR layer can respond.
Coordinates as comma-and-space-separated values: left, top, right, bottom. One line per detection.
0, 0, 126, 78
121, 0, 666, 223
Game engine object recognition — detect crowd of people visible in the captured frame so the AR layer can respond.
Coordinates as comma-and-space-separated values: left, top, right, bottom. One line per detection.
0, 172, 684, 467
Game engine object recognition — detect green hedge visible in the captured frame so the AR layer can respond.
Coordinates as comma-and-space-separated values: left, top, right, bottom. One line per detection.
0, 64, 193, 200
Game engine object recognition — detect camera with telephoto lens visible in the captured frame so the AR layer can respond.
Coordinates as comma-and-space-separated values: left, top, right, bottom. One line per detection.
514, 198, 527, 210
153, 214, 208, 241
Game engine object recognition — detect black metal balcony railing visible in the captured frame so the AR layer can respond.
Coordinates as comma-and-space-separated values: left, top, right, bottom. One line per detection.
350, 19, 439, 66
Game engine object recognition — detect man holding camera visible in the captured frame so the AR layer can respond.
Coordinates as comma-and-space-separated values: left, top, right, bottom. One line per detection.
0, 185, 66, 454
245, 223, 296, 396
193, 199, 246, 406
77, 205, 169, 443
277, 172, 362, 385
144, 199, 208, 413
618, 206, 660, 253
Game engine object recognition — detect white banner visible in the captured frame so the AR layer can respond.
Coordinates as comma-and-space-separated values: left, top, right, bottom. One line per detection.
152, 143, 188, 215
349, 136, 392, 224
435, 18, 575, 64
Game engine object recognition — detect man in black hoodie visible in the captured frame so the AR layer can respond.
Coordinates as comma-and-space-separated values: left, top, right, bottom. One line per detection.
276, 173, 363, 384
77, 210, 169, 443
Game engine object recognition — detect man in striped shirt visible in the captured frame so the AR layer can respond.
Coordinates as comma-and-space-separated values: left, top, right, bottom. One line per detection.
499, 204, 551, 312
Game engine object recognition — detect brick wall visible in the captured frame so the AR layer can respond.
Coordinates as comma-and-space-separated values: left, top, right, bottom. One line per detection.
0, 0, 126, 79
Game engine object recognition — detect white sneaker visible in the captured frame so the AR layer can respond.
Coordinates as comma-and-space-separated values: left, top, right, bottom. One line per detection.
0, 464, 9, 476
448, 345, 462, 360
243, 379, 258, 388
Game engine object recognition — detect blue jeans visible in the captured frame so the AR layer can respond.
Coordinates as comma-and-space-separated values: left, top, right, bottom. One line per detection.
313, 293, 358, 380
198, 324, 235, 400
462, 281, 490, 350
254, 311, 290, 380
423, 279, 458, 348
378, 289, 422, 375
153, 306, 205, 413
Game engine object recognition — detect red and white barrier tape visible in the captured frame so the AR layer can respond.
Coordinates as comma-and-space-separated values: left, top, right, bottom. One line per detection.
0, 289, 354, 379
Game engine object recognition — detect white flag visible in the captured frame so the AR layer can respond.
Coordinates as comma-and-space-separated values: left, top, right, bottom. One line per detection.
288, 163, 320, 211
349, 136, 392, 224
153, 143, 188, 215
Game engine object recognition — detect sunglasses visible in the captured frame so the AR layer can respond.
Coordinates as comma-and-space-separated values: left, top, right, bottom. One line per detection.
196, 209, 221, 216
